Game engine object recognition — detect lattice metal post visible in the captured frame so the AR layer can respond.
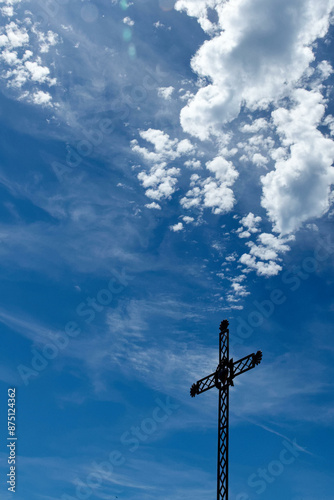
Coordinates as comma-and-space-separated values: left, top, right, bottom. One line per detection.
190, 320, 262, 500
217, 321, 229, 500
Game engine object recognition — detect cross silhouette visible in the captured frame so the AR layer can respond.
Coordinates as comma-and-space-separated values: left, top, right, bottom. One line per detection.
190, 320, 262, 500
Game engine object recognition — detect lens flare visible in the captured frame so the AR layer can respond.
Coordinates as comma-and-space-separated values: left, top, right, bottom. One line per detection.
120, 0, 129, 10
123, 27, 132, 42
128, 44, 136, 58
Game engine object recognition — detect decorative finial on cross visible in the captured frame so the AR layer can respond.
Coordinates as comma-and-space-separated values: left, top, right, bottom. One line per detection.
219, 319, 229, 332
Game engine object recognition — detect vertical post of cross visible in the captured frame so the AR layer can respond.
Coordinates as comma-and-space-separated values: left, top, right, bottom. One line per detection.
217, 320, 229, 500
189, 319, 262, 500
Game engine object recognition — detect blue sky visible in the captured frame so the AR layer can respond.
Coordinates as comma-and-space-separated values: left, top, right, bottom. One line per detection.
0, 0, 334, 499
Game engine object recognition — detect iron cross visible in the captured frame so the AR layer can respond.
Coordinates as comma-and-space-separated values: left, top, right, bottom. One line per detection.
190, 320, 262, 500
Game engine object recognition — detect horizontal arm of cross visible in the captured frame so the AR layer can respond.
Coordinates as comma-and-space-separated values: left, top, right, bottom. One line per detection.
232, 351, 262, 379
190, 351, 262, 397
190, 371, 217, 397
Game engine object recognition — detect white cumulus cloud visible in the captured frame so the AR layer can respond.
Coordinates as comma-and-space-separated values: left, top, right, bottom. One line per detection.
170, 222, 184, 232
132, 129, 196, 202
158, 86, 175, 100
24, 60, 50, 83
239, 253, 282, 277
145, 202, 161, 210
31, 90, 52, 106
175, 0, 220, 34
261, 89, 334, 234
179, 0, 334, 140
180, 156, 239, 215
240, 233, 294, 276
138, 163, 180, 201
237, 212, 262, 238
0, 16, 59, 105
182, 216, 194, 224
123, 16, 134, 26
